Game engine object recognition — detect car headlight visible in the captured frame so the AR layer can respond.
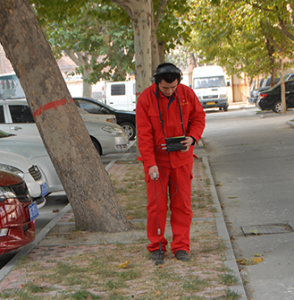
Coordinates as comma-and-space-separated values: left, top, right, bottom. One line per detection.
220, 94, 227, 98
0, 164, 24, 179
102, 126, 124, 134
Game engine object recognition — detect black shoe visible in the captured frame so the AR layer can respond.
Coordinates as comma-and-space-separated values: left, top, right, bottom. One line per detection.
175, 250, 190, 261
151, 250, 164, 261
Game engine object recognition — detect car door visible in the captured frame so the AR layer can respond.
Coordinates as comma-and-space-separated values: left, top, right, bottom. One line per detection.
6, 103, 39, 136
285, 81, 294, 108
0, 105, 11, 133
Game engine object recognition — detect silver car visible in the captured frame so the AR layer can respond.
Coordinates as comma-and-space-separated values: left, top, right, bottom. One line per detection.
0, 150, 48, 208
0, 130, 63, 194
0, 98, 129, 155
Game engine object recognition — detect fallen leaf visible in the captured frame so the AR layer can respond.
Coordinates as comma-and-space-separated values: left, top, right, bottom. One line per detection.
216, 182, 223, 186
229, 196, 238, 199
117, 260, 130, 268
155, 291, 161, 296
236, 257, 263, 265
127, 216, 133, 219
53, 209, 59, 213
230, 236, 236, 241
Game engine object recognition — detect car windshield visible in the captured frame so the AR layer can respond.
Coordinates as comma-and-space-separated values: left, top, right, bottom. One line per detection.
96, 100, 115, 111
0, 130, 14, 138
0, 74, 26, 100
193, 76, 226, 89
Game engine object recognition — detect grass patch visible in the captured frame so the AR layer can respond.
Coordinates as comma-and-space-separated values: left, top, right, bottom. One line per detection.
2, 159, 241, 300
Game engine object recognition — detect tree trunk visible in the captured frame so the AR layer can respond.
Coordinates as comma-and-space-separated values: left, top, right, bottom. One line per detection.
0, 0, 130, 232
112, 0, 152, 99
280, 58, 287, 114
82, 67, 92, 98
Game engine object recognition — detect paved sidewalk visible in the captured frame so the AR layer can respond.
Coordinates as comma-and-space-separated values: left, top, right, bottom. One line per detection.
0, 145, 247, 299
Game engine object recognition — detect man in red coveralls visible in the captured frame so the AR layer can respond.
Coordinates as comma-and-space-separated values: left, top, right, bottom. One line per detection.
136, 63, 206, 262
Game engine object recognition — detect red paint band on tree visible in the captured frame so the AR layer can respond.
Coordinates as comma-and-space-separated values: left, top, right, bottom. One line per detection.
33, 98, 74, 118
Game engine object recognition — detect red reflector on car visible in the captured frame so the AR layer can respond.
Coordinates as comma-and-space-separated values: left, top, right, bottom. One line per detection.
260, 93, 267, 99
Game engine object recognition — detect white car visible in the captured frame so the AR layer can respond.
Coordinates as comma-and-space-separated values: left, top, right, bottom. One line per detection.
0, 98, 129, 155
0, 150, 48, 209
0, 130, 63, 194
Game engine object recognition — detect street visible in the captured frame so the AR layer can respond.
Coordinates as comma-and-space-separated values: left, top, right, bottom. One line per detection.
203, 107, 294, 300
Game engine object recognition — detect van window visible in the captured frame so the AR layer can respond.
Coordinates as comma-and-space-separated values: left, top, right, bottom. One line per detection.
193, 76, 226, 89
9, 105, 35, 123
0, 106, 4, 123
111, 84, 125, 96
133, 83, 136, 95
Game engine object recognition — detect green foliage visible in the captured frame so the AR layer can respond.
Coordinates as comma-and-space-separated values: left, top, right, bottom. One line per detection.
42, 1, 134, 82
184, 0, 294, 78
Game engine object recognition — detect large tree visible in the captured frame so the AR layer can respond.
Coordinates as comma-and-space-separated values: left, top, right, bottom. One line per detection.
32, 0, 190, 98
0, 0, 130, 232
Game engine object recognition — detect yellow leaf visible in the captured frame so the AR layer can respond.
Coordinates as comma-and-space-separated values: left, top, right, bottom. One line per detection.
252, 257, 263, 263
155, 291, 161, 296
236, 257, 263, 265
117, 261, 130, 268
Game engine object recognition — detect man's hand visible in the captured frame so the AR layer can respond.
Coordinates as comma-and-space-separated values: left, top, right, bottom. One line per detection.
180, 136, 194, 152
149, 165, 159, 179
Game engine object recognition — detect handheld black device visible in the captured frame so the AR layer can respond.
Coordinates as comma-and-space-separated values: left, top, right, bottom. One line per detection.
162, 136, 187, 152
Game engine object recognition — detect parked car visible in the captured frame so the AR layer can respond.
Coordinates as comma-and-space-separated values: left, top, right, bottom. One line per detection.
256, 80, 294, 113
73, 97, 137, 140
0, 150, 48, 209
249, 76, 280, 104
0, 169, 37, 255
0, 130, 63, 194
0, 99, 129, 155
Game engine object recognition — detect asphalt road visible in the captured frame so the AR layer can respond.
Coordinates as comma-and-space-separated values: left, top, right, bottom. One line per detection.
203, 107, 294, 300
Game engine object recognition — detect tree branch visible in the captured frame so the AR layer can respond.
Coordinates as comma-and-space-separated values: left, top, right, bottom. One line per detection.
154, 0, 169, 29
278, 18, 294, 41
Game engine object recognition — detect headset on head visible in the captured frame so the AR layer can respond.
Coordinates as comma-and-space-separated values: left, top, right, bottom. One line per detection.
153, 63, 182, 85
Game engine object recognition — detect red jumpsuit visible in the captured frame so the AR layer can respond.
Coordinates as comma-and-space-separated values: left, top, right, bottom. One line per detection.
136, 82, 206, 255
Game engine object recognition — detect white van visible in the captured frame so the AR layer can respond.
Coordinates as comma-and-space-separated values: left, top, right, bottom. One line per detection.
100, 81, 136, 111
192, 66, 229, 111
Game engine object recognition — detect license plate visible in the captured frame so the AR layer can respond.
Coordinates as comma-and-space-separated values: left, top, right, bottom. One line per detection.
41, 182, 49, 197
29, 202, 39, 221
207, 102, 215, 105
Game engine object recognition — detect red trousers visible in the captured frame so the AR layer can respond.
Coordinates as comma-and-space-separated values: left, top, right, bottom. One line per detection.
145, 162, 193, 255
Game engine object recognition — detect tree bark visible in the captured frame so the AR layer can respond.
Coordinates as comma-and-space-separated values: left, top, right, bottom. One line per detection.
112, 0, 152, 99
0, 0, 130, 232
64, 49, 92, 98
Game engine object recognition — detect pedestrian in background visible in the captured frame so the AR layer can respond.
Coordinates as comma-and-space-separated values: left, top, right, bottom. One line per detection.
136, 63, 206, 262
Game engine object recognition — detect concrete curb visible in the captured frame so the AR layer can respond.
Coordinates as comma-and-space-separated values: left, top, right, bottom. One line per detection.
202, 156, 247, 300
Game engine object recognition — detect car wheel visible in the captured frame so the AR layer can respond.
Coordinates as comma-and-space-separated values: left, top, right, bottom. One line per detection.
91, 137, 102, 155
273, 101, 282, 113
121, 122, 136, 140
223, 105, 228, 111
219, 107, 222, 111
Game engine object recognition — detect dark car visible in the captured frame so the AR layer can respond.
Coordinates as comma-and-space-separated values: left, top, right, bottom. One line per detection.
249, 76, 280, 104
0, 170, 37, 255
257, 80, 294, 113
73, 97, 136, 140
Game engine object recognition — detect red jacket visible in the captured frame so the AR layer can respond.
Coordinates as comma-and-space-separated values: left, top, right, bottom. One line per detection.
136, 83, 206, 169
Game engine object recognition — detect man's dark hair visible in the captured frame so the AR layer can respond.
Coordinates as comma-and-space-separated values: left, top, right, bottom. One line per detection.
153, 63, 182, 84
